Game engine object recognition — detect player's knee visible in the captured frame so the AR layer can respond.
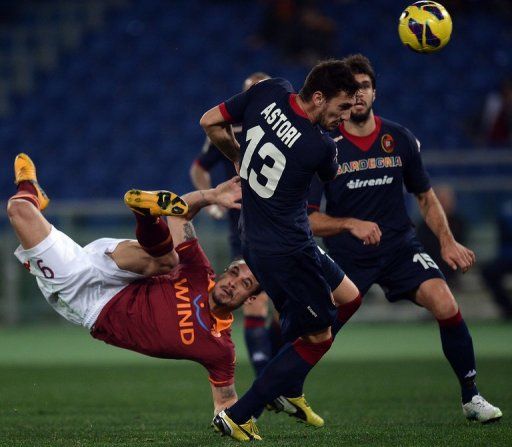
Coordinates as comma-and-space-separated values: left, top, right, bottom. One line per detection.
7, 198, 32, 221
152, 250, 179, 275
428, 293, 459, 319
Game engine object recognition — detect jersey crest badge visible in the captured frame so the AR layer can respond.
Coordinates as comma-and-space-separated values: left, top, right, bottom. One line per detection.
381, 134, 395, 153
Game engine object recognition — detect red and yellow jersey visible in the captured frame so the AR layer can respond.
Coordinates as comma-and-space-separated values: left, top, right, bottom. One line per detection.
91, 239, 236, 387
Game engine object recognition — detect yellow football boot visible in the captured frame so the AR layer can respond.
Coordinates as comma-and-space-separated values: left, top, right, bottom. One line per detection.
267, 394, 324, 428
124, 189, 188, 217
212, 410, 262, 441
14, 153, 50, 210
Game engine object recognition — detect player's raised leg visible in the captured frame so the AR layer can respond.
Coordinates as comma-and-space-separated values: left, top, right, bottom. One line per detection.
416, 278, 502, 423
110, 189, 190, 276
7, 153, 51, 249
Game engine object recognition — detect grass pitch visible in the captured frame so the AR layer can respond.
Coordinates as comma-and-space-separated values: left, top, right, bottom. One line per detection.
0, 322, 510, 446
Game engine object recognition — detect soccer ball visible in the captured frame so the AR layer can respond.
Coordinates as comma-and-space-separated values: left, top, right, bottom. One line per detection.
398, 1, 452, 53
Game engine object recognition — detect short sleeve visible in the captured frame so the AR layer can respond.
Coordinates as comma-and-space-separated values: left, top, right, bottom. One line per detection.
307, 175, 325, 214
220, 90, 251, 124
195, 138, 224, 171
316, 137, 340, 182
175, 239, 212, 271
203, 339, 236, 387
401, 129, 431, 194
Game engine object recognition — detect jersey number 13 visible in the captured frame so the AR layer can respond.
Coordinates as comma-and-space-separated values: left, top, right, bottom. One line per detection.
240, 125, 286, 199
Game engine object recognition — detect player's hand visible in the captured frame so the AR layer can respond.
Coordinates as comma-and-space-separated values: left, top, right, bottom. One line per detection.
206, 204, 226, 220
213, 176, 242, 210
349, 219, 382, 246
440, 240, 476, 273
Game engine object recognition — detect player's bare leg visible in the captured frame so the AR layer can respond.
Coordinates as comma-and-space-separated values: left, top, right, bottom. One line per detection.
110, 189, 190, 276
415, 278, 458, 319
330, 275, 362, 337
416, 278, 502, 423
7, 153, 51, 249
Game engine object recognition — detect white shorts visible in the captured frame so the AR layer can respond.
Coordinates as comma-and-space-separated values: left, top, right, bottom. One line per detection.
14, 226, 144, 329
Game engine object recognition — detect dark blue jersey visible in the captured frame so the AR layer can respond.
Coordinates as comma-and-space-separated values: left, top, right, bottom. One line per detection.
308, 116, 431, 258
220, 78, 339, 254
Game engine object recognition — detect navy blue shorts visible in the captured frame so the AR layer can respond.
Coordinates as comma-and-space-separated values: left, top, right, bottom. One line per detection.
331, 236, 445, 302
243, 241, 345, 342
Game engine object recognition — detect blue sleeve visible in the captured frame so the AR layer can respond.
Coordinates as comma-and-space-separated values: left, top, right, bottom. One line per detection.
307, 174, 325, 215
316, 137, 340, 182
196, 138, 224, 171
402, 128, 431, 194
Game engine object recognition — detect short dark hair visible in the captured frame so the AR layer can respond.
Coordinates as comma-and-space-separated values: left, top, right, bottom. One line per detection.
341, 54, 376, 89
299, 59, 359, 101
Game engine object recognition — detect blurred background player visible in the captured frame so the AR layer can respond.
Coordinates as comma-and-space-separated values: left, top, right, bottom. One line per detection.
481, 199, 512, 320
190, 72, 284, 379
7, 153, 261, 417
201, 60, 361, 441
307, 54, 502, 423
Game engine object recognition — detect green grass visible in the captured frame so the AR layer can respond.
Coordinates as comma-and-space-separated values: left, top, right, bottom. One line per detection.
0, 323, 510, 446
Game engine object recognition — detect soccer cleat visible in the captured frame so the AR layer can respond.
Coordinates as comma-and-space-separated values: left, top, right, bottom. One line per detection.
462, 395, 502, 424
14, 153, 50, 210
124, 189, 188, 217
266, 394, 324, 428
212, 410, 262, 441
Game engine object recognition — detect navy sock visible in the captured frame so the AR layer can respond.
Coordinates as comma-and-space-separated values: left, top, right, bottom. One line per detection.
244, 316, 273, 376
228, 337, 332, 424
279, 295, 362, 399
438, 310, 478, 403
269, 318, 284, 357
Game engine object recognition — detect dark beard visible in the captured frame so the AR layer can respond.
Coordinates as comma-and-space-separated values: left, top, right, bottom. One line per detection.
211, 290, 226, 307
350, 108, 371, 124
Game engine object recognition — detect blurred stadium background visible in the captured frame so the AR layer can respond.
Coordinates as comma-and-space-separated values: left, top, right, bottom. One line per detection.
0, 1, 511, 445
0, 0, 511, 324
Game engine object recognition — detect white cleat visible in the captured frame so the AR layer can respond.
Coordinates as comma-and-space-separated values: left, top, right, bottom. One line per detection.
462, 395, 503, 424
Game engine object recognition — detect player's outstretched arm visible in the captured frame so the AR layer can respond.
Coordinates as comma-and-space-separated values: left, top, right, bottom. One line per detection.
309, 211, 381, 245
190, 161, 225, 220
415, 188, 475, 272
167, 177, 242, 246
211, 383, 238, 416
200, 106, 240, 165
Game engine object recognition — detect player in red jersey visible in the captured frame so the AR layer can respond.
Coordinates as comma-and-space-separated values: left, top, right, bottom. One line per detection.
6, 153, 261, 416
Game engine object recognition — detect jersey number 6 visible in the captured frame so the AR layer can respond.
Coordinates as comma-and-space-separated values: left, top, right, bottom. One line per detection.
240, 125, 286, 199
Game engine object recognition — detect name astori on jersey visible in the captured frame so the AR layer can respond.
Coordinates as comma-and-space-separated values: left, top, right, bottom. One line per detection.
260, 102, 303, 148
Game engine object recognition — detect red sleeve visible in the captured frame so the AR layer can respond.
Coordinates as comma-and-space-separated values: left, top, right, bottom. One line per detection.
219, 102, 234, 122
175, 239, 212, 271
203, 339, 236, 387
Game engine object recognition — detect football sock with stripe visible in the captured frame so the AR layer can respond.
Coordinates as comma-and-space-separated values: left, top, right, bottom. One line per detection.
332, 293, 362, 338
133, 213, 174, 257
438, 310, 478, 404
280, 294, 362, 398
228, 337, 332, 424
11, 181, 40, 209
